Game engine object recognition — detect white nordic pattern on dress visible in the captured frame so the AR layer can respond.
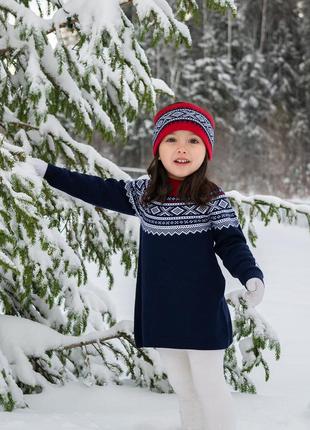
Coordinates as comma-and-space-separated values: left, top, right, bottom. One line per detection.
124, 178, 240, 236
218, 199, 229, 209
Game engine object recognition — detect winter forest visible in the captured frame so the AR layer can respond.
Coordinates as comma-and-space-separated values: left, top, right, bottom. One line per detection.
102, 0, 310, 198
0, 1, 309, 430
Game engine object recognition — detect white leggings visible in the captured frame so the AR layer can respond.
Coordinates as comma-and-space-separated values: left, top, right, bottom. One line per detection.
157, 348, 237, 430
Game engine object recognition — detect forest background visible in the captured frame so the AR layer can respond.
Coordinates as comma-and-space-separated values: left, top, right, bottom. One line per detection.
95, 0, 310, 199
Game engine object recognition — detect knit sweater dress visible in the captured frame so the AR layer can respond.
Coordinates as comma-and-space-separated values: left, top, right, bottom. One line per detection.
43, 164, 264, 350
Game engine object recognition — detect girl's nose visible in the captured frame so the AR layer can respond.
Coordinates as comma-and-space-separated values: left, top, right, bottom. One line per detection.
177, 142, 188, 152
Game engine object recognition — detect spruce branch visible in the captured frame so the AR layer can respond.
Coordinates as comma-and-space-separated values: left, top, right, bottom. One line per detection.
227, 190, 310, 226
226, 289, 281, 387
226, 190, 310, 247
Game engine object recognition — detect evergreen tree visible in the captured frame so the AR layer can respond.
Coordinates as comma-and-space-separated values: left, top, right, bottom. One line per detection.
295, 0, 310, 196
227, 0, 307, 196
0, 0, 200, 410
263, 0, 305, 196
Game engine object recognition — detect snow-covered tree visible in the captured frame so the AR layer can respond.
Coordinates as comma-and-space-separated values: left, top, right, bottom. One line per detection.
0, 0, 198, 410
230, 0, 308, 197
296, 0, 310, 195
261, 0, 306, 196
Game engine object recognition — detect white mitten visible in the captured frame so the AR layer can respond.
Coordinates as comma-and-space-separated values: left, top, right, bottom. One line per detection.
27, 157, 48, 177
244, 277, 265, 307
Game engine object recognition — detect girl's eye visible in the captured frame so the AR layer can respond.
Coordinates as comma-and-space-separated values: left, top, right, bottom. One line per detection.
165, 137, 200, 143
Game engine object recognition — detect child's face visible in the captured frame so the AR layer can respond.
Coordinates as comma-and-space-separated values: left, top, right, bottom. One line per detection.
158, 130, 207, 180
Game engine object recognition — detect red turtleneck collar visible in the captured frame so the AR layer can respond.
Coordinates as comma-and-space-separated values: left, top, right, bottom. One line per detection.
167, 176, 183, 196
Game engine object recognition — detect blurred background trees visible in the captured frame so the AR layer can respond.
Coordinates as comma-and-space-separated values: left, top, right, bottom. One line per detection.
103, 0, 309, 199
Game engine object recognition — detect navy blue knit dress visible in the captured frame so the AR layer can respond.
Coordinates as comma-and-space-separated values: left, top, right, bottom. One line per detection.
44, 164, 264, 350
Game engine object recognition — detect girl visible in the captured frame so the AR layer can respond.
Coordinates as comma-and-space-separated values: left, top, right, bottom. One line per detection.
28, 101, 265, 430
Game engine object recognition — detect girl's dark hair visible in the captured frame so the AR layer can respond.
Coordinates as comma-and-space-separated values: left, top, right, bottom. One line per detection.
141, 152, 221, 206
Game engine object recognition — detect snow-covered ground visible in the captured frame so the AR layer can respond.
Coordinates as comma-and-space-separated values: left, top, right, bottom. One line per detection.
1, 217, 310, 429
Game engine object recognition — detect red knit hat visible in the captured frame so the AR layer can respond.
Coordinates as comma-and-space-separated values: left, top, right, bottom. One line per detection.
152, 101, 215, 160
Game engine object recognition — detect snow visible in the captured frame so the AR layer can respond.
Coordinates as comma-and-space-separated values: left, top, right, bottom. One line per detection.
151, 77, 175, 97
0, 313, 133, 363
133, 0, 190, 40
1, 217, 309, 429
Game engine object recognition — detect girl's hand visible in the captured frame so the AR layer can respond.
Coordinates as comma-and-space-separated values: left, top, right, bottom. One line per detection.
27, 157, 48, 177
243, 277, 265, 307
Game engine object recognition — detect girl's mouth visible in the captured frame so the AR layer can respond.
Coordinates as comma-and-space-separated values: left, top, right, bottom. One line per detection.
174, 158, 190, 165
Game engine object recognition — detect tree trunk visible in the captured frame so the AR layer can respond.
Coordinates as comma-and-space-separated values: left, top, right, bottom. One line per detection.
227, 9, 232, 62
259, 0, 268, 53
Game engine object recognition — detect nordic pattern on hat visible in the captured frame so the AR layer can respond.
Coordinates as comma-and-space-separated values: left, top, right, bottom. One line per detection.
152, 107, 215, 149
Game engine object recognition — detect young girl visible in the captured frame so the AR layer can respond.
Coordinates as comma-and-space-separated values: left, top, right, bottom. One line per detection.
28, 101, 265, 430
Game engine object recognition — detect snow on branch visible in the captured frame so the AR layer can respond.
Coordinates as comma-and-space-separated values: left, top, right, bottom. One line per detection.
0, 315, 134, 359
0, 314, 166, 412
0, 316, 137, 402
0, 0, 201, 165
225, 289, 281, 393
226, 190, 310, 246
206, 0, 237, 16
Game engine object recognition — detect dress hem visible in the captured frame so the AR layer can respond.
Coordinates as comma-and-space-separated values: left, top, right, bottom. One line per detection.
134, 340, 233, 350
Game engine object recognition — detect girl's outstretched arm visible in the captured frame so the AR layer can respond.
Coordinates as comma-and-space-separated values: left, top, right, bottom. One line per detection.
28, 158, 136, 216
211, 193, 264, 288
